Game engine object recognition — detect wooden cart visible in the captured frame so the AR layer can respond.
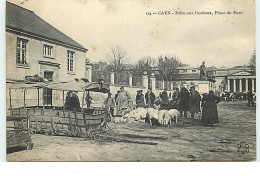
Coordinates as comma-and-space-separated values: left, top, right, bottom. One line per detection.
8, 79, 111, 138
6, 108, 33, 150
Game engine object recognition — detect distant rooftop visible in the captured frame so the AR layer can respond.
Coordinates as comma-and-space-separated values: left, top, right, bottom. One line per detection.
175, 73, 200, 80
176, 66, 198, 70
231, 65, 251, 69
6, 1, 87, 51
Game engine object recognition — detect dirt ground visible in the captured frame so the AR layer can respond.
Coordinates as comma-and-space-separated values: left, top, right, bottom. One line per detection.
7, 101, 256, 162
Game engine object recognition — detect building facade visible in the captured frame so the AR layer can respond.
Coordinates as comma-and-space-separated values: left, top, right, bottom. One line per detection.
173, 66, 216, 94
226, 71, 256, 93
207, 66, 256, 93
6, 2, 89, 109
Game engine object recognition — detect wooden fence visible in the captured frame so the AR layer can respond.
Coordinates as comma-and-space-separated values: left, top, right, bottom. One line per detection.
9, 107, 110, 138
7, 108, 32, 150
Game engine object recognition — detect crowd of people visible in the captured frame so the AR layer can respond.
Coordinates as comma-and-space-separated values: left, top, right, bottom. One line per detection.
63, 85, 255, 127
103, 86, 222, 126
63, 83, 255, 127
220, 90, 256, 106
64, 90, 93, 111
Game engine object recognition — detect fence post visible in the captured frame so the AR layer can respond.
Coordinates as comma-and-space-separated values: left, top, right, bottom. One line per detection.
86, 63, 92, 83
110, 71, 115, 85
142, 71, 149, 89
150, 73, 156, 92
128, 73, 133, 87
170, 81, 174, 90
162, 80, 165, 90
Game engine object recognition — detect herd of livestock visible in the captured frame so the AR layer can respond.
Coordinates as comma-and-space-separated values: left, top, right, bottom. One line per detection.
114, 108, 179, 126
111, 90, 256, 126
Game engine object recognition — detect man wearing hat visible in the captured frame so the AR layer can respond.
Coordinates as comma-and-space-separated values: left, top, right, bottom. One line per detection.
136, 90, 145, 108
115, 90, 120, 114
104, 92, 115, 117
189, 85, 201, 120
68, 91, 81, 111
145, 88, 156, 108
160, 88, 169, 109
117, 87, 131, 115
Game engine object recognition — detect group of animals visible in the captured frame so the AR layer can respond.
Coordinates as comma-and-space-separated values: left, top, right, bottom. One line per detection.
114, 107, 180, 126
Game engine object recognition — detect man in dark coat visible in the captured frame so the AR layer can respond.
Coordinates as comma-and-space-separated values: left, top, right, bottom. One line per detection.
172, 88, 180, 100
68, 91, 81, 111
118, 87, 131, 114
85, 93, 92, 109
145, 88, 155, 108
201, 90, 220, 126
172, 88, 180, 110
65, 91, 72, 110
115, 90, 120, 113
189, 86, 201, 120
104, 93, 115, 117
136, 90, 145, 108
247, 90, 254, 106
177, 87, 189, 118
160, 88, 169, 109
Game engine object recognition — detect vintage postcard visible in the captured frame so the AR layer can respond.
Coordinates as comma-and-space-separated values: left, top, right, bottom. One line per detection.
5, 0, 256, 161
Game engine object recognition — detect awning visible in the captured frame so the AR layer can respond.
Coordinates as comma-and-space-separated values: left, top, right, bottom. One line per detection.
45, 80, 89, 92
9, 82, 47, 89
9, 79, 110, 93
85, 82, 110, 93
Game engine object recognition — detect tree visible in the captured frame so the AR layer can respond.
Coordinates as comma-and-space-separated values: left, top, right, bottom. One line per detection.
106, 45, 127, 73
249, 49, 256, 74
157, 55, 182, 81
135, 56, 157, 75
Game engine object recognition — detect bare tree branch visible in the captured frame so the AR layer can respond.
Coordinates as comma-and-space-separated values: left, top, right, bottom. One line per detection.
249, 48, 256, 74
106, 45, 128, 72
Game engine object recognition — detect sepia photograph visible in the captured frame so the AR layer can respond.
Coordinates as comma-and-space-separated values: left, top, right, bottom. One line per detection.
4, 0, 256, 162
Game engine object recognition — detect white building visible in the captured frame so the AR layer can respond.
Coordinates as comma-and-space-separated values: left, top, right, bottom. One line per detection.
6, 2, 90, 108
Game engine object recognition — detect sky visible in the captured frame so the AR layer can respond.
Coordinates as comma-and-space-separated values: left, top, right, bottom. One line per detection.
7, 0, 255, 68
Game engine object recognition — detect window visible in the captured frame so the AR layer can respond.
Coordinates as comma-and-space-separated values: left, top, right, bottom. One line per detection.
67, 51, 75, 72
192, 70, 197, 72
44, 71, 53, 82
43, 45, 53, 57
183, 70, 187, 73
16, 38, 28, 65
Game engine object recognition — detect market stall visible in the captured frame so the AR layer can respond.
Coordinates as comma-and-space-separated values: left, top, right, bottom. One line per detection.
8, 79, 111, 137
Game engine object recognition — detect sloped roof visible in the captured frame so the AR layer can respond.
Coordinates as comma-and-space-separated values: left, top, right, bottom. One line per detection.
175, 73, 201, 80
228, 70, 254, 76
215, 71, 229, 77
6, 1, 87, 51
231, 65, 250, 69
176, 66, 198, 70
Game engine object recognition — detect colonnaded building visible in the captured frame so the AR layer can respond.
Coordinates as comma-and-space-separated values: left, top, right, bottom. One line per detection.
207, 66, 256, 93
6, 2, 92, 110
